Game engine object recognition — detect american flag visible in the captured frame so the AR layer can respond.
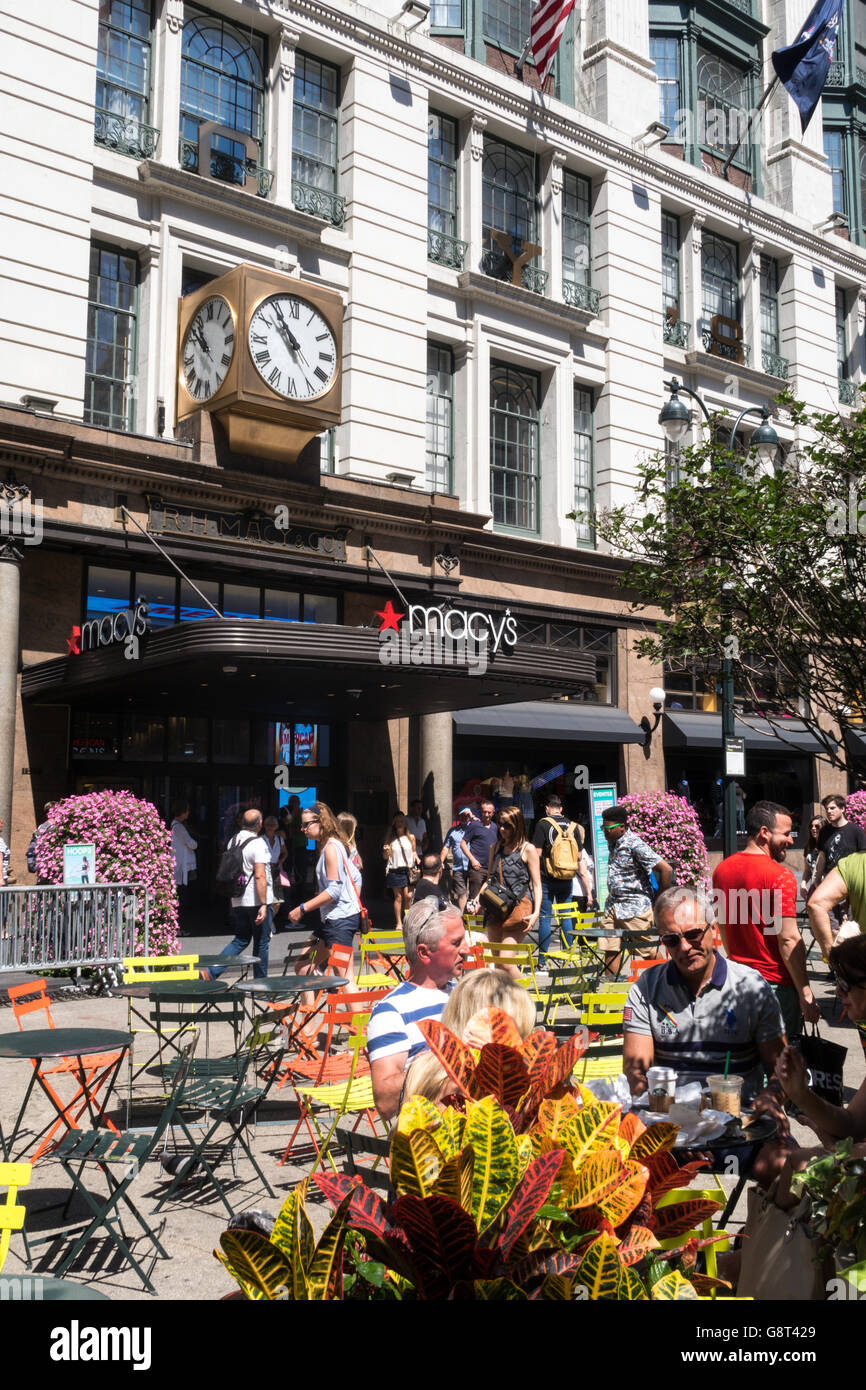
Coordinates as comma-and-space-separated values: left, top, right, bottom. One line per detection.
530, 0, 576, 87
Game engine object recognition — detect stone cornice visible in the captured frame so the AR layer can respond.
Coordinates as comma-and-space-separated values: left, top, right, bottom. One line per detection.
282, 2, 866, 281
456, 271, 605, 335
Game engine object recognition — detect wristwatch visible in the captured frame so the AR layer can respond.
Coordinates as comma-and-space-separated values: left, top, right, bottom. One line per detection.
299, 903, 306, 918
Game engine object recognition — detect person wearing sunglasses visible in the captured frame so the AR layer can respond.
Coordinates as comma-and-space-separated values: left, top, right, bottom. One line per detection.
775, 933, 866, 1146
288, 801, 364, 985
623, 885, 786, 1118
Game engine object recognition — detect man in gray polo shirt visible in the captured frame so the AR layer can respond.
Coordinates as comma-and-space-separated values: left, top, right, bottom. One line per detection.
623, 885, 786, 1113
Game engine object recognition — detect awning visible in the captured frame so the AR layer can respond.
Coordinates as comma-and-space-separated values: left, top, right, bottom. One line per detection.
663, 711, 826, 754
843, 726, 866, 760
452, 701, 645, 744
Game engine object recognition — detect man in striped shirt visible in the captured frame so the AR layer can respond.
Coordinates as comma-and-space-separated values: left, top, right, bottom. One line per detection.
623, 886, 786, 1115
368, 898, 470, 1121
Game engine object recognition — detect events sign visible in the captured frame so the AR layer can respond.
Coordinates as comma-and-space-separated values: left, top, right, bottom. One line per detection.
63, 843, 97, 885
588, 783, 618, 905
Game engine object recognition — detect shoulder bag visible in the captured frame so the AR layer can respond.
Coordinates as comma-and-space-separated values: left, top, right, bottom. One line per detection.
479, 853, 517, 915
737, 1176, 828, 1301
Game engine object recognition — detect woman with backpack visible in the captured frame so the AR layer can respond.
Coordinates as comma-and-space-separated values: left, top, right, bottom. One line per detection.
471, 806, 541, 980
288, 802, 365, 984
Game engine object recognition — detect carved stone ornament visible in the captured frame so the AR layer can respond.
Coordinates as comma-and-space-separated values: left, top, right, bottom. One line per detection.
165, 0, 183, 35
691, 212, 706, 255
470, 113, 488, 161
280, 26, 302, 83
550, 149, 567, 196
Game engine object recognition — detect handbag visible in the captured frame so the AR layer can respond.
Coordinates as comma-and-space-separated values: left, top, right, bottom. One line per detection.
737, 1177, 827, 1301
479, 856, 517, 916
399, 837, 420, 886
336, 842, 369, 930
796, 1024, 847, 1107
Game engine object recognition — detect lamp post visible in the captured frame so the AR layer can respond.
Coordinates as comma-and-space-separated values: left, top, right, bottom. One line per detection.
659, 377, 781, 857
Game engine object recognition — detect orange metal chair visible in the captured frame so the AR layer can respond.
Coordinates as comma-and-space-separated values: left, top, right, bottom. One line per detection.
279, 990, 383, 1165
268, 941, 355, 1068
627, 956, 667, 984
7, 979, 121, 1160
462, 943, 487, 972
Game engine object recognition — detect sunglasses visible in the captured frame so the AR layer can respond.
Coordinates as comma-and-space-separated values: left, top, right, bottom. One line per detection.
837, 976, 866, 995
660, 926, 710, 950
300, 818, 320, 829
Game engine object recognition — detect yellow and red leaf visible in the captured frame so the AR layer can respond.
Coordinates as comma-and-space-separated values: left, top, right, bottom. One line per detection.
417, 1017, 475, 1097
617, 1224, 660, 1266
561, 1101, 622, 1167
597, 1160, 649, 1227
499, 1149, 566, 1261
652, 1196, 723, 1240
470, 1042, 531, 1108
569, 1149, 627, 1210
576, 1233, 625, 1300
629, 1122, 679, 1163
536, 1094, 582, 1142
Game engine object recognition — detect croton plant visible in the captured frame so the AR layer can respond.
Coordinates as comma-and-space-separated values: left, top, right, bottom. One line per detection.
215, 1010, 729, 1300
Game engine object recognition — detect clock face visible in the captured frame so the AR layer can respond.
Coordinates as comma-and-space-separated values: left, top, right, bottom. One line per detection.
247, 293, 338, 401
181, 295, 235, 402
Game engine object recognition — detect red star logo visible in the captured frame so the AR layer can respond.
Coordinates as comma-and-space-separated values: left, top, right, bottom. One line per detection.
375, 600, 405, 633
67, 625, 81, 656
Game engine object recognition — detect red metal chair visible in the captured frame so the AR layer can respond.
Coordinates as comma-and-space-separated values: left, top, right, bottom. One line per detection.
7, 979, 121, 1160
627, 956, 667, 984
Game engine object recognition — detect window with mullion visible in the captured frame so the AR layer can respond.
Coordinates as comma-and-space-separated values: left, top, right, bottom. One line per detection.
837, 287, 850, 378
180, 6, 265, 176
760, 257, 780, 357
490, 363, 540, 532
650, 34, 680, 135
431, 1, 463, 27
428, 112, 458, 238
482, 0, 533, 52
701, 231, 739, 332
481, 138, 536, 278
662, 210, 681, 320
573, 387, 595, 547
697, 47, 750, 169
426, 344, 454, 493
84, 244, 138, 432
824, 128, 847, 216
562, 170, 591, 289
97, 0, 152, 122
292, 53, 340, 194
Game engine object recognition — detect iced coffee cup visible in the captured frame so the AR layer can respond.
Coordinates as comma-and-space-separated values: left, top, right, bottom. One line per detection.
646, 1066, 677, 1113
706, 1073, 743, 1117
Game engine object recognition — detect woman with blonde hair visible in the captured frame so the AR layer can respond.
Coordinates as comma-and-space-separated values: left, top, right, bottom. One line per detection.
470, 805, 541, 980
403, 969, 536, 1106
383, 812, 418, 927
288, 802, 363, 982
338, 811, 363, 870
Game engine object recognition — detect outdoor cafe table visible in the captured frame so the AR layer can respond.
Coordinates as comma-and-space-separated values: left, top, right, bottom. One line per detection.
234, 974, 350, 1055
644, 1109, 778, 1228
193, 954, 259, 981
0, 1027, 132, 1161
562, 927, 655, 980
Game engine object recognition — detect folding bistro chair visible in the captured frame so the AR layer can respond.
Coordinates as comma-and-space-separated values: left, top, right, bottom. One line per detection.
153, 1024, 284, 1218
537, 963, 596, 1028
280, 993, 383, 1171
6, 979, 122, 1160
0, 1163, 31, 1272
35, 1038, 198, 1295
121, 955, 200, 1120
482, 941, 541, 997
267, 941, 354, 1065
356, 930, 407, 989
627, 956, 666, 984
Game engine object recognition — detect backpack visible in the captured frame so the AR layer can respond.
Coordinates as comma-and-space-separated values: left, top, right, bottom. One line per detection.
26, 830, 38, 875
215, 832, 262, 898
542, 817, 582, 880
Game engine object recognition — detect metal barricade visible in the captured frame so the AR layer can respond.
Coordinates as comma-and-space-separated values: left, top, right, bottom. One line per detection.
0, 884, 148, 972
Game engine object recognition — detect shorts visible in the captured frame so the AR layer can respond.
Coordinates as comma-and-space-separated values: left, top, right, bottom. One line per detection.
450, 869, 468, 899
467, 867, 487, 901
313, 913, 361, 947
598, 906, 657, 957
386, 868, 410, 891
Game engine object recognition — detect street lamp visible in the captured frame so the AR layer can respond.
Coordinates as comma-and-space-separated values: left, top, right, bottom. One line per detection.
658, 379, 781, 857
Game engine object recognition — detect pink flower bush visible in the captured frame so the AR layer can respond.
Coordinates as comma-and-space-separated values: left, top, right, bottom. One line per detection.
844, 790, 866, 836
618, 791, 711, 892
35, 791, 179, 955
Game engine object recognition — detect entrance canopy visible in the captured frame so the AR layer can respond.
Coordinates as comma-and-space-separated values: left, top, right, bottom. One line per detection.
663, 711, 826, 754
453, 701, 644, 743
22, 620, 596, 722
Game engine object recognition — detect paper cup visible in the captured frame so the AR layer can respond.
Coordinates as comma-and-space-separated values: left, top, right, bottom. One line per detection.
646, 1066, 677, 1113
706, 1073, 743, 1117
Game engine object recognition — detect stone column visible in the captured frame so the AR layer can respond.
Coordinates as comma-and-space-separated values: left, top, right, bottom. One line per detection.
462, 113, 487, 276
743, 238, 764, 374
271, 24, 300, 206
0, 541, 22, 839
419, 711, 452, 853
154, 0, 184, 168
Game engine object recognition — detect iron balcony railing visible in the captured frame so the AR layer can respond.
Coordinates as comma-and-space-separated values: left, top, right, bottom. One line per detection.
563, 280, 601, 315
761, 350, 789, 380
180, 138, 274, 198
663, 314, 690, 348
839, 376, 858, 405
0, 884, 148, 973
702, 328, 751, 365
480, 247, 548, 295
427, 228, 467, 270
94, 109, 160, 160
291, 179, 346, 228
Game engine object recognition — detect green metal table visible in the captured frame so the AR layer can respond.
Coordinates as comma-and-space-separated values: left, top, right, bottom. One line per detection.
0, 1028, 131, 1161
0, 1274, 110, 1300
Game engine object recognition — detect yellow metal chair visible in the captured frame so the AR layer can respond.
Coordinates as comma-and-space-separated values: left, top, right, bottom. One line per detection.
578, 991, 628, 1029
282, 1002, 383, 1175
356, 931, 407, 990
572, 1049, 624, 1083
482, 941, 541, 997
547, 906, 602, 967
121, 954, 200, 1122
0, 1163, 31, 1272
656, 1187, 730, 1285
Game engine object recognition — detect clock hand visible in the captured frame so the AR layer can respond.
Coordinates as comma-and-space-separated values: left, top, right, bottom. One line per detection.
193, 325, 212, 358
273, 303, 302, 353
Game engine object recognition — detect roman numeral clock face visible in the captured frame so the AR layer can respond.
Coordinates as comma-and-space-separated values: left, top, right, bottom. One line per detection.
181, 295, 235, 401
247, 293, 337, 401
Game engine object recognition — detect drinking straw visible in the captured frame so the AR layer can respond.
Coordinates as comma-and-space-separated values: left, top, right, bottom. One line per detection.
723, 1050, 731, 1079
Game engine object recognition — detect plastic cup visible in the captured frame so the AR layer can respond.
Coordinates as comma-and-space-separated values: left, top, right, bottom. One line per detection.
646, 1065, 677, 1113
706, 1073, 743, 1117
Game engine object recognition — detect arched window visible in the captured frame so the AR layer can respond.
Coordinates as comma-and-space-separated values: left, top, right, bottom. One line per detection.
489, 363, 540, 531
481, 138, 537, 280
696, 48, 749, 165
180, 8, 265, 185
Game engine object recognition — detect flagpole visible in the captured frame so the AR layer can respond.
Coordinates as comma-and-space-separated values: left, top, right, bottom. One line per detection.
514, 36, 532, 82
721, 75, 779, 179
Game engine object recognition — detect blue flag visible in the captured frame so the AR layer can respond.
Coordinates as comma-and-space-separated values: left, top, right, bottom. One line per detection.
771, 0, 843, 133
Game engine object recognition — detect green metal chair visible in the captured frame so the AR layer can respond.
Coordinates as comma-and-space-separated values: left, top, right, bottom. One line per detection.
152, 1022, 284, 1218
32, 1037, 198, 1295
537, 963, 598, 1027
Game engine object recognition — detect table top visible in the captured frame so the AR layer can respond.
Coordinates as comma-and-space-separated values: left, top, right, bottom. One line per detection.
0, 1028, 132, 1060
0, 1276, 110, 1302
193, 954, 259, 970
670, 1111, 778, 1152
234, 974, 349, 997
148, 980, 233, 999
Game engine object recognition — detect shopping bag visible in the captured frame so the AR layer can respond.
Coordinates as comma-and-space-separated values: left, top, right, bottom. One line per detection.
796, 1024, 847, 1107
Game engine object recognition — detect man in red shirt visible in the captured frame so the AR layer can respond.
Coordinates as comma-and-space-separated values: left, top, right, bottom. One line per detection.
712, 800, 821, 1042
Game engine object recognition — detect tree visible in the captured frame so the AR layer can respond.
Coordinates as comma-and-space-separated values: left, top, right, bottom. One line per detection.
587, 392, 866, 776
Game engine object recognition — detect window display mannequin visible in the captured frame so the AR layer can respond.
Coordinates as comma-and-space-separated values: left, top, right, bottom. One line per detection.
517, 773, 534, 825
500, 770, 515, 807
